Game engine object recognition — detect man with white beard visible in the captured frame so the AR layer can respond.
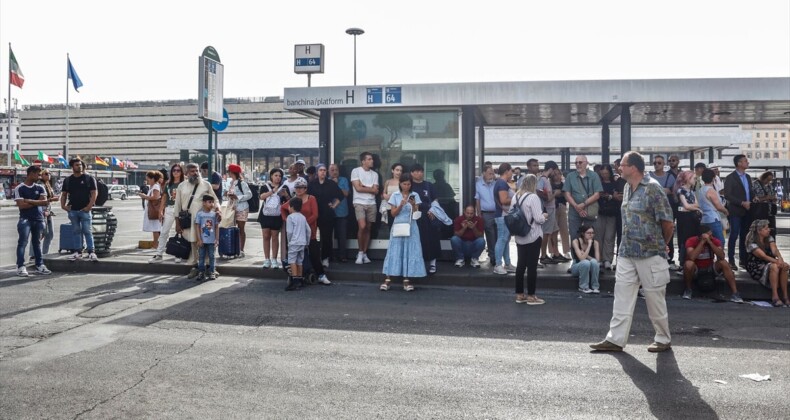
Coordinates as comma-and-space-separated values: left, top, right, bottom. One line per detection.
175, 163, 220, 278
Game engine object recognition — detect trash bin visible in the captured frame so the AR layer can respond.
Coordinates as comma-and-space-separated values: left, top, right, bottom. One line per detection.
91, 206, 118, 257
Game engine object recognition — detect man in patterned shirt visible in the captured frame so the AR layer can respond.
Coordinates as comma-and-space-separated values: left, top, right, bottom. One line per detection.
590, 151, 675, 353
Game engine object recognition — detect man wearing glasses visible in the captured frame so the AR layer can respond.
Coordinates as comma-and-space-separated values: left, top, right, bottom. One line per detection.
563, 155, 602, 251
649, 155, 679, 270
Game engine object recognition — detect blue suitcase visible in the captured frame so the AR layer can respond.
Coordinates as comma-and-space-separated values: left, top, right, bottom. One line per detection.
218, 226, 240, 258
59, 223, 84, 253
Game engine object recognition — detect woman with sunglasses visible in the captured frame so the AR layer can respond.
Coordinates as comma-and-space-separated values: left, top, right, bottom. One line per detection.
151, 163, 185, 263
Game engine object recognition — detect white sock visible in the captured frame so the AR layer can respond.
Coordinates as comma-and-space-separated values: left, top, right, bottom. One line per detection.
430, 259, 436, 266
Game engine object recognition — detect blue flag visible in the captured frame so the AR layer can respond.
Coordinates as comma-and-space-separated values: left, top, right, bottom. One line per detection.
67, 58, 83, 92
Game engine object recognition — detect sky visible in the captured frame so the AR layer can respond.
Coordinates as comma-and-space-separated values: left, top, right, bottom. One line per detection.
0, 0, 788, 107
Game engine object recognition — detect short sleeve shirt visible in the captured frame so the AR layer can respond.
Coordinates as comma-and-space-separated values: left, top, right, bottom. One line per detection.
14, 183, 46, 220
350, 167, 378, 205
195, 210, 218, 244
492, 179, 513, 217
63, 174, 97, 210
453, 215, 484, 242
684, 235, 721, 269
563, 170, 603, 207
536, 176, 554, 209
618, 174, 674, 259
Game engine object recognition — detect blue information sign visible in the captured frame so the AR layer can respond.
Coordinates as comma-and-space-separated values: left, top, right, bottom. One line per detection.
367, 88, 382, 104
295, 57, 322, 67
212, 108, 229, 131
385, 87, 402, 104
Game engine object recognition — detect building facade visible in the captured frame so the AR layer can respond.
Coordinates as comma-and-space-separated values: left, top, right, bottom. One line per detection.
740, 124, 790, 161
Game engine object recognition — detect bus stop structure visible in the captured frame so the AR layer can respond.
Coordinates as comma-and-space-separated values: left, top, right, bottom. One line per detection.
284, 77, 790, 212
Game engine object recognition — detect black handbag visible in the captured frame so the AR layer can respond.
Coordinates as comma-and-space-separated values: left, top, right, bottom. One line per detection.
178, 183, 200, 229
165, 234, 191, 259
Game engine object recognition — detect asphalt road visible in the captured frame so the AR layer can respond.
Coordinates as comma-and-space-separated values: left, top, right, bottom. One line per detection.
1, 271, 788, 419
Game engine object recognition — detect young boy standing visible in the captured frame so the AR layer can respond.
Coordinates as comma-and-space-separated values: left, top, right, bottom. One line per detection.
195, 195, 219, 281
286, 197, 311, 291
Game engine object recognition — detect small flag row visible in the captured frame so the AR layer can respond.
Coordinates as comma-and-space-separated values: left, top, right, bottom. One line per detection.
12, 150, 136, 169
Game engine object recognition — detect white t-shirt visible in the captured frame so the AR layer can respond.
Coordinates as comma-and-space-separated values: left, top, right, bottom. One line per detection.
351, 167, 378, 205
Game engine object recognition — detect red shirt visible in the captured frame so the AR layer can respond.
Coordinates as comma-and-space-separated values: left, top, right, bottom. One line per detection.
685, 236, 721, 269
453, 215, 484, 242
281, 195, 318, 240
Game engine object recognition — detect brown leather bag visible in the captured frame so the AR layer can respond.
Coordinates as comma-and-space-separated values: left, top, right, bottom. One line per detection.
146, 190, 162, 220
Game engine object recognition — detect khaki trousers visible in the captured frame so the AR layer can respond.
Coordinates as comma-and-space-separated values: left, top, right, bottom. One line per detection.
605, 255, 671, 348
186, 241, 199, 266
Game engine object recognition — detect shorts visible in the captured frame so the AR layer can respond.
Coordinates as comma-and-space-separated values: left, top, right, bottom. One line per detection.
235, 209, 249, 222
258, 214, 283, 230
541, 206, 558, 235
354, 204, 376, 223
288, 245, 305, 265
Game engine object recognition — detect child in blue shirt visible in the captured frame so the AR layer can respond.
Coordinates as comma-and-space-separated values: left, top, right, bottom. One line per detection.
194, 195, 219, 281
285, 197, 311, 291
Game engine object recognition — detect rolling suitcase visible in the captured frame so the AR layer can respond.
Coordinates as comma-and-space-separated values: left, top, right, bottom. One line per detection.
59, 223, 83, 253
218, 226, 240, 258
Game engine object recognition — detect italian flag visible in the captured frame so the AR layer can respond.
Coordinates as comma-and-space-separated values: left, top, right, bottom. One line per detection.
9, 47, 24, 88
38, 151, 55, 164
13, 150, 30, 166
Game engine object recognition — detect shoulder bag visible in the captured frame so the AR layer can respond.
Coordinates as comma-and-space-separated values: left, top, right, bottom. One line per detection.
579, 176, 598, 221
178, 183, 200, 229
146, 186, 162, 220
262, 183, 284, 216
391, 197, 412, 237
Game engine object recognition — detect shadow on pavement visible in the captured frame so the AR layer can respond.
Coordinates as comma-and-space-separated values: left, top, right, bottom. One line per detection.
613, 351, 719, 420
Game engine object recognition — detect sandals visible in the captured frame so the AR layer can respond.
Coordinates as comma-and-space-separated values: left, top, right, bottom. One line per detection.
380, 278, 391, 291
771, 299, 784, 307
403, 279, 414, 292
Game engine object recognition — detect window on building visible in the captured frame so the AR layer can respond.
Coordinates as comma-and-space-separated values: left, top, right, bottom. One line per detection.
774, 152, 779, 159
747, 152, 752, 159
782, 132, 786, 138
756, 132, 760, 138
774, 132, 778, 138
766, 132, 770, 138
765, 142, 769, 148
755, 152, 761, 159
755, 142, 760, 148
783, 142, 787, 148
775, 142, 778, 149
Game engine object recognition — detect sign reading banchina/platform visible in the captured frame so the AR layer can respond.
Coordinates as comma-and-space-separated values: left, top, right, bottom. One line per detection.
198, 55, 224, 122
294, 44, 324, 74
285, 86, 405, 109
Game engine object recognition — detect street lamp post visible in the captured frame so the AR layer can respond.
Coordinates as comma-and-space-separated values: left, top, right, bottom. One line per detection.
345, 28, 364, 85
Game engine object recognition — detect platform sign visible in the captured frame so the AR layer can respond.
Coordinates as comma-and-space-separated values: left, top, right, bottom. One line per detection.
212, 108, 230, 131
294, 44, 324, 74
198, 49, 224, 122
385, 87, 402, 104
366, 87, 382, 104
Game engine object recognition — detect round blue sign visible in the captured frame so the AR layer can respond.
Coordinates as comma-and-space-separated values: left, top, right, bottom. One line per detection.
212, 108, 230, 131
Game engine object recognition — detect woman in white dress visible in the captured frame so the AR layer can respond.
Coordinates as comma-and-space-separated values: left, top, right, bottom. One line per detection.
139, 171, 163, 244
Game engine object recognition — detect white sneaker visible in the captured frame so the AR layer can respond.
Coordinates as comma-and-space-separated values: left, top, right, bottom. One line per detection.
272, 260, 281, 269
88, 253, 98, 262
470, 258, 481, 268
149, 255, 163, 264
362, 254, 371, 264
174, 257, 183, 263
505, 264, 517, 273
604, 261, 612, 270
239, 251, 246, 258
321, 258, 329, 268
355, 253, 364, 264
35, 265, 52, 275
318, 274, 331, 285
668, 263, 680, 271
262, 259, 272, 269
592, 289, 600, 294
454, 259, 465, 267
17, 266, 29, 277
68, 252, 81, 261
579, 287, 594, 294
493, 265, 508, 275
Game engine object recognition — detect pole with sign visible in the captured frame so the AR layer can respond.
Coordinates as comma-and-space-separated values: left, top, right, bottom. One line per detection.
212, 108, 229, 173
294, 44, 324, 87
198, 46, 224, 173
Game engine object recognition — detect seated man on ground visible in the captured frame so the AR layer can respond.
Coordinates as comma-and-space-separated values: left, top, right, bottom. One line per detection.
683, 225, 743, 303
451, 205, 485, 268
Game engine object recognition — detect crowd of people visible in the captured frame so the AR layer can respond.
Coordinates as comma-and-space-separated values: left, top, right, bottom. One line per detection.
11, 152, 788, 308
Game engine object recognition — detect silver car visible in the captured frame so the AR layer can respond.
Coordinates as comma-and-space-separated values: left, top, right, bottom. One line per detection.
108, 185, 127, 200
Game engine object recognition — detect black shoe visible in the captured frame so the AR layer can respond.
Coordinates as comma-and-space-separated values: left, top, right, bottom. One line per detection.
285, 276, 299, 291
540, 257, 558, 265
552, 254, 571, 262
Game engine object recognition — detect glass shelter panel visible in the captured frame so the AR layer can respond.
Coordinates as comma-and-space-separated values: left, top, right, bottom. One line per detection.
333, 110, 460, 239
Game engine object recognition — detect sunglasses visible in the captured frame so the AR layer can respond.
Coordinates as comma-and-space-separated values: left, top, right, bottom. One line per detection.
575, 161, 587, 165
653, 162, 664, 165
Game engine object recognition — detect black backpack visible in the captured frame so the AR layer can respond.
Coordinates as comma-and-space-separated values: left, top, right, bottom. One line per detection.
247, 183, 260, 213
695, 269, 717, 293
504, 193, 532, 236
95, 178, 109, 206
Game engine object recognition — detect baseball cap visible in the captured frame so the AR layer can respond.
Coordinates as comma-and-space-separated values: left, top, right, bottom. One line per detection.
294, 178, 308, 188
295, 159, 306, 165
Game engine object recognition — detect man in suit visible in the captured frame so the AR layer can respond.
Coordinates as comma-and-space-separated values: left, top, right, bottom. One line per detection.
722, 154, 754, 271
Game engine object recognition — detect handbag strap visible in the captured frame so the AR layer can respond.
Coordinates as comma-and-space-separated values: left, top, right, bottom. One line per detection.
516, 193, 533, 224
186, 183, 200, 210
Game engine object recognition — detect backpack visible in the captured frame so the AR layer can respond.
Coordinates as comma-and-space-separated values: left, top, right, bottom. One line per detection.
504, 193, 532, 236
695, 269, 717, 293
247, 183, 260, 213
261, 183, 283, 216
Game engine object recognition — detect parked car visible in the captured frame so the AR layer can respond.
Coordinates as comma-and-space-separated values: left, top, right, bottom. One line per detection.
126, 185, 141, 195
108, 185, 127, 200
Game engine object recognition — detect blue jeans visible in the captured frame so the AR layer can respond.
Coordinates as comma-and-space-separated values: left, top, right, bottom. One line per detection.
17, 218, 45, 268
68, 210, 95, 253
494, 217, 512, 267
450, 236, 485, 260
571, 258, 600, 290
702, 220, 725, 248
727, 214, 751, 264
198, 243, 216, 273
30, 216, 54, 256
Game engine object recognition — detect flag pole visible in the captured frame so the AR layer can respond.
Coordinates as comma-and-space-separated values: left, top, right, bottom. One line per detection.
7, 43, 12, 165
66, 53, 70, 160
